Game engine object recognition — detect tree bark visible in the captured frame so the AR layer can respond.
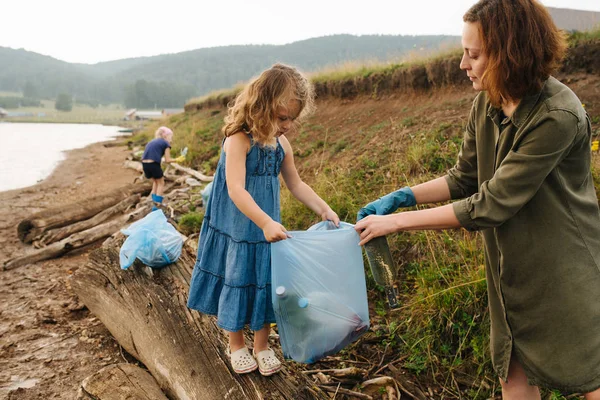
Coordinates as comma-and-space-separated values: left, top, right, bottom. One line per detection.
70, 236, 327, 400
34, 194, 142, 248
17, 182, 152, 243
77, 363, 168, 400
5, 206, 150, 271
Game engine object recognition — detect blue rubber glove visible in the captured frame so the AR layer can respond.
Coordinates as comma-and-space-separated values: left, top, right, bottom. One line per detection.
356, 186, 416, 221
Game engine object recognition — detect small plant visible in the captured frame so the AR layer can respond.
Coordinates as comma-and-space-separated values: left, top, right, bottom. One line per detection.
178, 212, 204, 235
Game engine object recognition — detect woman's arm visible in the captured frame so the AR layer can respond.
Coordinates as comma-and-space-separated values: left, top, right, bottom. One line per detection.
354, 204, 460, 245
411, 177, 452, 204
279, 136, 339, 225
226, 133, 289, 242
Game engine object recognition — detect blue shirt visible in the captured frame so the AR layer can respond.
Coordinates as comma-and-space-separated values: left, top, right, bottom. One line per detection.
142, 138, 171, 163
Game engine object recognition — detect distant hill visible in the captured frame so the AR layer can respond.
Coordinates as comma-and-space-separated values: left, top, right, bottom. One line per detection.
0, 35, 460, 108
548, 7, 600, 32
0, 6, 597, 108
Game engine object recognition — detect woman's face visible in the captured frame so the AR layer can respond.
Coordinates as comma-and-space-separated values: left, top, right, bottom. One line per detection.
460, 22, 488, 91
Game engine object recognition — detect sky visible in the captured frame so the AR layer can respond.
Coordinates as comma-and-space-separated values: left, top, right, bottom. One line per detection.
1, 0, 599, 64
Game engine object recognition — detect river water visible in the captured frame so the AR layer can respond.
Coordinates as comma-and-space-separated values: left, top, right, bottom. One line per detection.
0, 122, 125, 192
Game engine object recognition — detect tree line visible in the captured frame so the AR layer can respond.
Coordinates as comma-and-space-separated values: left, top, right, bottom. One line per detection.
0, 34, 460, 108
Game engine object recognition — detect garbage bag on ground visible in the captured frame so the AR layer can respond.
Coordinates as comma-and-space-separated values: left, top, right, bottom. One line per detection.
119, 210, 183, 270
271, 221, 370, 363
201, 181, 213, 207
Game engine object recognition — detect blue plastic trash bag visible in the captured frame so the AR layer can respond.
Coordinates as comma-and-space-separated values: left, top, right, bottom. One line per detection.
119, 210, 183, 270
271, 221, 370, 363
201, 181, 213, 207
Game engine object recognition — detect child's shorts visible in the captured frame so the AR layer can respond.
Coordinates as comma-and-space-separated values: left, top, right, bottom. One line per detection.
142, 162, 164, 179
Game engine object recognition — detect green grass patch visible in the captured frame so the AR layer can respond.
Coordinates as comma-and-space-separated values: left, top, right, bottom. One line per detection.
178, 211, 204, 235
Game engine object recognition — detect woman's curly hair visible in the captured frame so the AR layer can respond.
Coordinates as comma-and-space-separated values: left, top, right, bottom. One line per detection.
464, 0, 567, 106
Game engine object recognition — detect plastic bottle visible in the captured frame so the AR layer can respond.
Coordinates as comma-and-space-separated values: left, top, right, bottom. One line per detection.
274, 286, 309, 324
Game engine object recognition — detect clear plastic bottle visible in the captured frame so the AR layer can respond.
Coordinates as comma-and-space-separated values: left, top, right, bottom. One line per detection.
274, 286, 309, 325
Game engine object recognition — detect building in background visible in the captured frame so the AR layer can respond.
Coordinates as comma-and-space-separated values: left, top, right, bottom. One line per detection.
162, 108, 184, 117
123, 109, 164, 121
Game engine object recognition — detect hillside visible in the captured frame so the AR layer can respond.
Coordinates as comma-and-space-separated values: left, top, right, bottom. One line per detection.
548, 6, 600, 32
0, 35, 458, 108
148, 37, 600, 399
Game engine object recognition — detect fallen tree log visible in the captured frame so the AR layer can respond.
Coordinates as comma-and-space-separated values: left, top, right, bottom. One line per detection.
17, 182, 152, 243
170, 163, 214, 182
4, 206, 150, 271
77, 363, 168, 400
70, 237, 327, 400
34, 194, 142, 248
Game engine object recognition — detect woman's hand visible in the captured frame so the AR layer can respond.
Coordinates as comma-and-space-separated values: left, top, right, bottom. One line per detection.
262, 220, 290, 242
321, 208, 340, 227
354, 214, 399, 246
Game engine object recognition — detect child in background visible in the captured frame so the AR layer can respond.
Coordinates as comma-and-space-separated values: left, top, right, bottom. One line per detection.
187, 64, 339, 376
141, 126, 184, 210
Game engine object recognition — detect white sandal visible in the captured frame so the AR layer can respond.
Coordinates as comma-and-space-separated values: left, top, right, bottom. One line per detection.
253, 348, 282, 376
229, 347, 258, 374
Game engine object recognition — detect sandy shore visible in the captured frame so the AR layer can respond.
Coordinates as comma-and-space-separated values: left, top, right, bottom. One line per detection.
0, 141, 141, 399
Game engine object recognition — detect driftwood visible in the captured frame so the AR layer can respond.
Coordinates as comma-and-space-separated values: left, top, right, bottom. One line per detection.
170, 163, 214, 182
4, 206, 150, 271
70, 237, 327, 400
17, 182, 152, 243
123, 160, 144, 173
103, 140, 132, 148
77, 363, 167, 400
34, 194, 141, 248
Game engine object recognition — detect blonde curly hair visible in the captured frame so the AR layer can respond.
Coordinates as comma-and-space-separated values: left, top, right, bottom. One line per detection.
222, 63, 315, 145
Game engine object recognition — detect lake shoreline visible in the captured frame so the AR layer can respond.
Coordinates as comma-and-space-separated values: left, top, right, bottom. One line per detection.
0, 139, 142, 398
0, 123, 135, 192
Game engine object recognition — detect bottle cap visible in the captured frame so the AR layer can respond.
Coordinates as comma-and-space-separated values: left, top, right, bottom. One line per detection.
275, 286, 286, 297
297, 298, 309, 308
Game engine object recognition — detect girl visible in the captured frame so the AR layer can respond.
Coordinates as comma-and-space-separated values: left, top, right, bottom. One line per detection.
187, 64, 339, 376
356, 1, 600, 398
141, 126, 183, 210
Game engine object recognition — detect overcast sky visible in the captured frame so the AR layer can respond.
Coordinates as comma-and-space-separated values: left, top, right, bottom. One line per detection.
1, 0, 599, 64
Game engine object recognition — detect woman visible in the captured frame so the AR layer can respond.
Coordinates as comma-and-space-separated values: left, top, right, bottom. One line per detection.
355, 0, 600, 398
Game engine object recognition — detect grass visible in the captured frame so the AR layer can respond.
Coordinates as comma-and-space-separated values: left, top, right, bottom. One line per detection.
567, 27, 600, 45
1, 98, 129, 124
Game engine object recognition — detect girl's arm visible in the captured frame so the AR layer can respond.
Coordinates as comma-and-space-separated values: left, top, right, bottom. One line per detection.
354, 204, 460, 246
164, 148, 173, 163
226, 133, 289, 242
279, 136, 340, 226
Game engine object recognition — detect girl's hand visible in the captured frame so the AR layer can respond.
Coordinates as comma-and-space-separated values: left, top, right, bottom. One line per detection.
354, 214, 398, 246
321, 208, 340, 227
263, 220, 290, 242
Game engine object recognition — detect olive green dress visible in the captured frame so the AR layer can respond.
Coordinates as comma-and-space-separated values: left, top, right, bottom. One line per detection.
445, 76, 600, 393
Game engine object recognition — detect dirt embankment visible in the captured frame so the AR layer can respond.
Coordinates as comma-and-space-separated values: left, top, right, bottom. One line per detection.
185, 39, 600, 113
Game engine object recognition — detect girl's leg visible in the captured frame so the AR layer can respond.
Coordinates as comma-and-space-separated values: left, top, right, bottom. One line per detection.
228, 329, 257, 374
253, 324, 270, 352
585, 388, 600, 399
500, 355, 541, 400
252, 324, 281, 375
229, 330, 245, 353
151, 178, 157, 195
156, 177, 165, 197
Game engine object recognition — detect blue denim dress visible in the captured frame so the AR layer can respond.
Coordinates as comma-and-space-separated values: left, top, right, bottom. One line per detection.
187, 134, 285, 332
